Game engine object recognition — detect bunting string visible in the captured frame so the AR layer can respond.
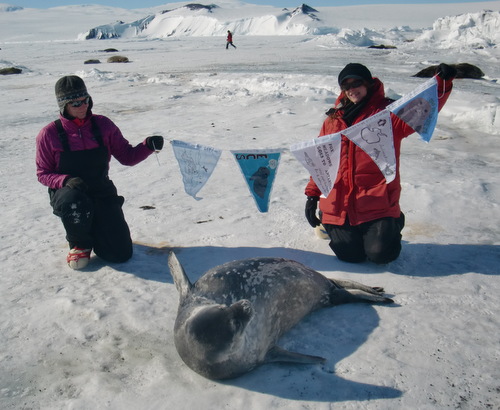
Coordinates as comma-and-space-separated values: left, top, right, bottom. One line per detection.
169, 77, 440, 211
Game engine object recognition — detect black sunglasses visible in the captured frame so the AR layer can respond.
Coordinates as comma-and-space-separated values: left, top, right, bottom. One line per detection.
340, 79, 365, 91
68, 97, 90, 107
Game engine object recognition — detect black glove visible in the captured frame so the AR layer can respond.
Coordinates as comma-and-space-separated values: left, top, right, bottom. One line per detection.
146, 135, 164, 151
436, 63, 457, 81
65, 177, 88, 192
305, 196, 321, 228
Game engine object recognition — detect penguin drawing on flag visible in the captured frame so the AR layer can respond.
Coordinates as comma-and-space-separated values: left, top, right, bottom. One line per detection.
250, 167, 270, 198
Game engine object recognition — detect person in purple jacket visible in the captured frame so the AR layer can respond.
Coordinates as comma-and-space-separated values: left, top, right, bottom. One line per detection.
36, 75, 164, 270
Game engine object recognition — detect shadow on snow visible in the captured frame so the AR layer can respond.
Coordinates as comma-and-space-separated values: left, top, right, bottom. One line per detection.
101, 241, 499, 282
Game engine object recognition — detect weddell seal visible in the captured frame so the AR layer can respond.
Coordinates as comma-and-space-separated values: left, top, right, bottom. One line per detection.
168, 252, 393, 380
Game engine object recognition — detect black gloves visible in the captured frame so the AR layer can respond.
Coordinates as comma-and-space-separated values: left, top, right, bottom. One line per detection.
436, 63, 457, 80
65, 177, 88, 192
305, 196, 321, 227
146, 135, 164, 151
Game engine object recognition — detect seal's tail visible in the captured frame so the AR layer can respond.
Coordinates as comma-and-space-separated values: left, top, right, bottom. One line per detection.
168, 251, 193, 299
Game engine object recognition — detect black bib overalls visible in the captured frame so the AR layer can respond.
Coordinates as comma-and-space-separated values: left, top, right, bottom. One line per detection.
49, 118, 133, 263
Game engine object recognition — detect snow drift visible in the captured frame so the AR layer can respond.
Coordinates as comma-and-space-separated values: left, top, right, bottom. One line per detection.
414, 9, 500, 49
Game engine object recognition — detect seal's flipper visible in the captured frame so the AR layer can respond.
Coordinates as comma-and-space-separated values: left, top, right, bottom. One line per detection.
344, 289, 394, 304
168, 251, 193, 299
328, 278, 394, 304
330, 287, 394, 305
265, 346, 326, 364
330, 278, 386, 295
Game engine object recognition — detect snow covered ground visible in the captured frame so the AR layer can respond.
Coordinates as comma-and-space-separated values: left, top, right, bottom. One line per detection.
1, 1, 499, 409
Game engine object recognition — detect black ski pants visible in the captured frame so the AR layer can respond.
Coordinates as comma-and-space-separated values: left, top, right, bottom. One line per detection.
323, 213, 405, 264
50, 186, 133, 263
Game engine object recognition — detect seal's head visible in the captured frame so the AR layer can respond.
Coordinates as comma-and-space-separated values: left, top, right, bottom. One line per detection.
175, 300, 254, 379
187, 300, 253, 357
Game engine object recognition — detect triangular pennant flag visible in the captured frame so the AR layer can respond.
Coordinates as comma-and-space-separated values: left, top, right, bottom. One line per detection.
171, 140, 221, 200
342, 110, 397, 183
290, 133, 342, 197
231, 150, 282, 212
387, 77, 439, 142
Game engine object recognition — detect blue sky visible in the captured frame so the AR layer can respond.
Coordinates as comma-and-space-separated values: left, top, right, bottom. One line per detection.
12, 0, 496, 10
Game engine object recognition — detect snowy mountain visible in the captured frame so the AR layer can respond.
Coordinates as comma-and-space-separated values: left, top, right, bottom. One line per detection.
2, 1, 500, 45
81, 3, 330, 39
83, 14, 156, 39
78, 2, 500, 51
0, 3, 22, 11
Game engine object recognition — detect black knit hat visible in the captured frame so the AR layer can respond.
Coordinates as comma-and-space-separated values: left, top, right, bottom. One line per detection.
55, 75, 90, 113
338, 63, 374, 86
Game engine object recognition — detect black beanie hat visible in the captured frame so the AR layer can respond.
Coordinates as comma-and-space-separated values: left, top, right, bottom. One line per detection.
55, 75, 90, 113
338, 63, 374, 86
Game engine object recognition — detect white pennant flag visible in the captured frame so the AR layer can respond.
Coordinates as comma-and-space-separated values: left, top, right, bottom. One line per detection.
290, 133, 342, 197
171, 140, 222, 200
342, 110, 396, 183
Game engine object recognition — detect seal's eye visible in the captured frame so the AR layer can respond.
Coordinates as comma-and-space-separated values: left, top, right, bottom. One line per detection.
228, 317, 244, 333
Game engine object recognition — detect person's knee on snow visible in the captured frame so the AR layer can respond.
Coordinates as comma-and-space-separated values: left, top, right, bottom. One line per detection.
94, 245, 133, 264
329, 241, 367, 263
363, 217, 403, 264
364, 240, 401, 264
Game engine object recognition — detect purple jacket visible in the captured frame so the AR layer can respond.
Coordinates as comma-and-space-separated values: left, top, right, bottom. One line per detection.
36, 113, 154, 189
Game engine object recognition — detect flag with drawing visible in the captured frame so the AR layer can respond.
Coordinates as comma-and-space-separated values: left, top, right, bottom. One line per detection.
231, 150, 282, 212
171, 140, 222, 200
290, 132, 342, 197
342, 109, 396, 183
387, 77, 438, 142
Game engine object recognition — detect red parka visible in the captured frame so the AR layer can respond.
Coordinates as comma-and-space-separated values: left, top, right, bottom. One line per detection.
305, 76, 453, 226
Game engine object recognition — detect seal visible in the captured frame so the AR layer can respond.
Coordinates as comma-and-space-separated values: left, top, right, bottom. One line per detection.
168, 251, 393, 380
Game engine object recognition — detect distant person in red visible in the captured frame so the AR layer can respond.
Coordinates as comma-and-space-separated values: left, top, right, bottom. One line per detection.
226, 30, 236, 49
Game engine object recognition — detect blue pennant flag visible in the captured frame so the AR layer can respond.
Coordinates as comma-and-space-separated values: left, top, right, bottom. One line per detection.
387, 77, 439, 142
231, 150, 282, 213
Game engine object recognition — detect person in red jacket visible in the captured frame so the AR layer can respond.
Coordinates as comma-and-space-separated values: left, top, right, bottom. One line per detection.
226, 30, 236, 49
36, 75, 164, 270
305, 62, 456, 264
